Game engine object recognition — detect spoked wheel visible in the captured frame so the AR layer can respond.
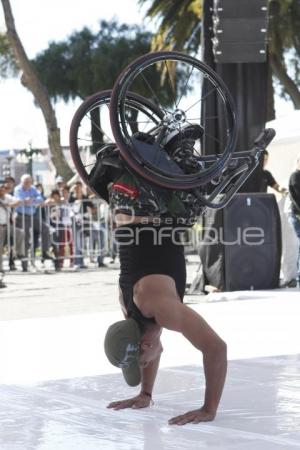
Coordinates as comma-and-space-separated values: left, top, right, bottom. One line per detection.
69, 89, 164, 188
110, 51, 238, 190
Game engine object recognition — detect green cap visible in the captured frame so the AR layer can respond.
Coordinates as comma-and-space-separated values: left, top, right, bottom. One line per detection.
104, 318, 142, 386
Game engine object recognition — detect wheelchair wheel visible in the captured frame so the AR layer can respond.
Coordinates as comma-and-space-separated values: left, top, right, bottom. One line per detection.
69, 89, 164, 189
110, 51, 238, 190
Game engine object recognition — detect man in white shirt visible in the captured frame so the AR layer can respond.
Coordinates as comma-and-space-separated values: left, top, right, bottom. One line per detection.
0, 184, 21, 285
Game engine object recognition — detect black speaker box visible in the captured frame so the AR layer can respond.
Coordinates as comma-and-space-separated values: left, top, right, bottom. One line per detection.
212, 41, 267, 63
213, 18, 267, 43
212, 0, 268, 63
199, 193, 282, 291
213, 0, 268, 19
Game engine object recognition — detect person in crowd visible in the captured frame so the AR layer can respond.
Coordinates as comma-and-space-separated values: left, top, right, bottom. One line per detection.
69, 181, 93, 269
13, 174, 43, 272
87, 189, 107, 267
3, 176, 24, 270
46, 189, 63, 270
59, 186, 74, 268
261, 150, 287, 194
101, 125, 227, 425
288, 154, 300, 286
33, 182, 52, 263
55, 175, 65, 195
0, 183, 21, 286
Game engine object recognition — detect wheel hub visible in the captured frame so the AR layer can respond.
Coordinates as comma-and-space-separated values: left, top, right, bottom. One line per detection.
163, 108, 187, 129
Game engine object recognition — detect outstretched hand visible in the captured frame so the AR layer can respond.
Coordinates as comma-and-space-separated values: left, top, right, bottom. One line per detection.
168, 407, 216, 426
107, 393, 152, 410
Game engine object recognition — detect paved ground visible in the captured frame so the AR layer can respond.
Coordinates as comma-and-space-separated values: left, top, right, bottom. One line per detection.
0, 257, 201, 321
0, 265, 120, 320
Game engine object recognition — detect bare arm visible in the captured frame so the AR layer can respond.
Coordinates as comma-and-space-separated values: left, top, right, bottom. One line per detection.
272, 182, 287, 194
9, 199, 21, 208
139, 347, 161, 396
107, 354, 161, 410
157, 303, 227, 425
133, 274, 227, 425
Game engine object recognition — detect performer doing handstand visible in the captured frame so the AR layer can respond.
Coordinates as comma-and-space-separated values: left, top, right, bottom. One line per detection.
91, 124, 227, 426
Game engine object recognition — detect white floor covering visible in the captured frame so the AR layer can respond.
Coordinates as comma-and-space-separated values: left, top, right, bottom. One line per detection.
0, 289, 300, 450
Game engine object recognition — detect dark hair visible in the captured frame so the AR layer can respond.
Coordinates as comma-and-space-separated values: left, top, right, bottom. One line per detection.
35, 182, 44, 192
4, 176, 15, 183
263, 149, 269, 157
50, 189, 60, 197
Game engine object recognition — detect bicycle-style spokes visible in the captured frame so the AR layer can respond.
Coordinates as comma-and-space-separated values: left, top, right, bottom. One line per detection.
69, 90, 164, 189
110, 51, 238, 189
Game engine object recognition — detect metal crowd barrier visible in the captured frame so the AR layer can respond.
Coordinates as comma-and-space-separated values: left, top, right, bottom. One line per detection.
2, 199, 202, 271
2, 199, 116, 270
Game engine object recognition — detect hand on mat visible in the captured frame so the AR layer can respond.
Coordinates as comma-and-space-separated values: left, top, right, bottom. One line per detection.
168, 406, 216, 426
107, 393, 152, 410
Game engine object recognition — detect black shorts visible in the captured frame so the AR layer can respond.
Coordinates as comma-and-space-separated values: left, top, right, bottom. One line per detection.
115, 224, 187, 331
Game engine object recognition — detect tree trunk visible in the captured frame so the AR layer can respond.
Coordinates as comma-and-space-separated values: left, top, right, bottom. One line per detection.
268, 0, 300, 110
1, 0, 74, 180
270, 52, 300, 109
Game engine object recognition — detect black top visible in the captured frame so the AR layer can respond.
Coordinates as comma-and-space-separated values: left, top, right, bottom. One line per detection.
260, 170, 277, 193
68, 193, 94, 227
68, 193, 93, 211
289, 170, 300, 214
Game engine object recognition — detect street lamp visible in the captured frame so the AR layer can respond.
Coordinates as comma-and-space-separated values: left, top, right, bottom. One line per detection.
16, 142, 44, 177
7, 149, 15, 178
1, 149, 16, 179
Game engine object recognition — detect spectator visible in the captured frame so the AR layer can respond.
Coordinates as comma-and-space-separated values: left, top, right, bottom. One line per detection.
69, 181, 93, 269
288, 154, 300, 286
87, 190, 107, 267
47, 187, 75, 270
3, 176, 24, 270
55, 175, 65, 195
0, 183, 21, 285
47, 189, 63, 270
33, 183, 52, 263
261, 150, 287, 194
4, 176, 16, 194
14, 174, 43, 271
58, 186, 75, 269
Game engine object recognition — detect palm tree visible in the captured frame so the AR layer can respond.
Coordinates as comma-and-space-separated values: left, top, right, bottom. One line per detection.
138, 0, 201, 53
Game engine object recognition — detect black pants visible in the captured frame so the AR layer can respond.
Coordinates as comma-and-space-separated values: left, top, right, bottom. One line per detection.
115, 224, 186, 331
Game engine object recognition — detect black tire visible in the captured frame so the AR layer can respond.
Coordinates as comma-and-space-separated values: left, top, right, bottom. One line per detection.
69, 89, 164, 189
110, 51, 238, 189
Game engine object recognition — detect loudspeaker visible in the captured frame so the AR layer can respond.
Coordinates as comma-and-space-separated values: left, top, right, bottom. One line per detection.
212, 0, 268, 63
199, 193, 282, 291
213, 0, 268, 19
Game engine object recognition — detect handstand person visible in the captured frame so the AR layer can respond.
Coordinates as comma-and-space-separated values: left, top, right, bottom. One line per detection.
91, 124, 227, 426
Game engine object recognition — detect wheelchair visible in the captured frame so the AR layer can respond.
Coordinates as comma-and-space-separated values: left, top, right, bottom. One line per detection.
69, 51, 275, 211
